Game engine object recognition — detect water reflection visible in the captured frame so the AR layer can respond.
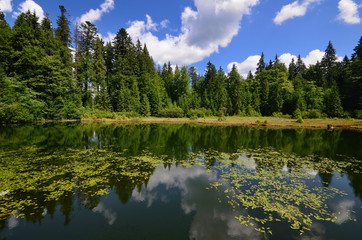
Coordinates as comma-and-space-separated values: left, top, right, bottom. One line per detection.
133, 165, 263, 240
0, 123, 361, 240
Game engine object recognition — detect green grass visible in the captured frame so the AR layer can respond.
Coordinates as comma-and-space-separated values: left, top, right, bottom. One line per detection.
79, 116, 362, 129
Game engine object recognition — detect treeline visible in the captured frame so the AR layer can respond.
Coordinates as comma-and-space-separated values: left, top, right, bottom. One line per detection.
0, 7, 361, 123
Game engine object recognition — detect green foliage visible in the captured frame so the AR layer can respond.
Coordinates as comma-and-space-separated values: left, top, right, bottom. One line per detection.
158, 104, 184, 118
187, 108, 212, 118
296, 117, 304, 123
303, 109, 323, 119
354, 110, 362, 119
0, 8, 360, 122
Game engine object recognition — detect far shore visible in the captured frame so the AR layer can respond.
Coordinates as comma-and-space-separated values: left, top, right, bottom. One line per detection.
38, 117, 362, 130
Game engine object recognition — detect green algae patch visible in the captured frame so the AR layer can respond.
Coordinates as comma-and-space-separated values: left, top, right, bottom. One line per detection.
197, 148, 362, 236
0, 146, 361, 235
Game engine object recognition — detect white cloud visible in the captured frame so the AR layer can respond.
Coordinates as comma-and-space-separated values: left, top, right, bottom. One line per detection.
126, 0, 260, 66
99, 32, 116, 43
160, 19, 170, 29
0, 0, 12, 13
337, 0, 361, 24
274, 0, 320, 25
228, 49, 343, 77
227, 55, 260, 78
93, 202, 117, 225
13, 0, 44, 21
79, 0, 115, 23
279, 49, 343, 67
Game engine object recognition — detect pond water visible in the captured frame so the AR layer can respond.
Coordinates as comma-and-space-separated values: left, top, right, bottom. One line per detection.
0, 123, 361, 240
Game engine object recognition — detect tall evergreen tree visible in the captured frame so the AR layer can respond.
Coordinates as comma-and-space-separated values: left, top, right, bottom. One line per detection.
321, 41, 337, 86
0, 11, 12, 75
288, 58, 297, 80
256, 52, 265, 74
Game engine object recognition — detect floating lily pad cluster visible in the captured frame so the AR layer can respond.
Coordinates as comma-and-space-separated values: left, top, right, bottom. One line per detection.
192, 148, 361, 235
0, 146, 361, 235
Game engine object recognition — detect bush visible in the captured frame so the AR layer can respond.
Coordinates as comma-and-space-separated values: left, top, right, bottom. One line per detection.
296, 117, 304, 123
159, 106, 184, 118
272, 112, 283, 118
303, 109, 322, 119
218, 109, 226, 121
293, 109, 302, 119
0, 102, 34, 124
189, 114, 198, 120
187, 108, 212, 118
354, 110, 362, 119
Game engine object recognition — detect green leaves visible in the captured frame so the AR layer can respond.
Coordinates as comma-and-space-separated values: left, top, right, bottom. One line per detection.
0, 145, 360, 235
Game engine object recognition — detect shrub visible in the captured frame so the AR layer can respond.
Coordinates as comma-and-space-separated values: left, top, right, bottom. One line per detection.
189, 114, 198, 120
354, 110, 362, 119
187, 108, 212, 118
296, 117, 304, 123
293, 109, 302, 119
159, 106, 184, 118
303, 109, 322, 119
218, 109, 226, 121
272, 112, 284, 118
0, 102, 34, 124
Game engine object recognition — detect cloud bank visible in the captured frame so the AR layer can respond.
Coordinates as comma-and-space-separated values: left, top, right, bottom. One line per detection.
126, 0, 260, 65
0, 0, 12, 13
227, 49, 342, 77
337, 0, 361, 24
13, 0, 44, 21
79, 0, 115, 23
274, 0, 320, 25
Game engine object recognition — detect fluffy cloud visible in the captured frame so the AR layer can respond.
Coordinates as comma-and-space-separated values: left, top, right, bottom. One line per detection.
126, 0, 260, 65
228, 55, 260, 78
0, 0, 12, 13
99, 32, 116, 43
79, 0, 115, 23
13, 0, 44, 21
337, 0, 361, 24
228, 49, 342, 77
274, 0, 320, 25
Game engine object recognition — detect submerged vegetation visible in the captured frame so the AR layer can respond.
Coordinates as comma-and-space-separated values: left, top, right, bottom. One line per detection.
1, 140, 361, 235
0, 7, 361, 124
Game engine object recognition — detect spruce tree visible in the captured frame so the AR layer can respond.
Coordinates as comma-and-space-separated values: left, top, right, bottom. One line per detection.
256, 52, 265, 74
55, 6, 71, 47
0, 11, 12, 74
321, 41, 337, 86
288, 58, 297, 80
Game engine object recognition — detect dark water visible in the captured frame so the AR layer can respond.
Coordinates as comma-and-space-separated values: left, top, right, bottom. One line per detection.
0, 123, 361, 240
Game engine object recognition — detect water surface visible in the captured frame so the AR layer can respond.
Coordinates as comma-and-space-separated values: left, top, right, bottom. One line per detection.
0, 123, 361, 240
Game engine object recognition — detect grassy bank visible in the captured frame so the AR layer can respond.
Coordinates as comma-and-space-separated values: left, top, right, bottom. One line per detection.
79, 116, 362, 130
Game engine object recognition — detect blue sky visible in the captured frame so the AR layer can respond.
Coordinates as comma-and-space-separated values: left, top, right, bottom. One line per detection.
1, 0, 361, 76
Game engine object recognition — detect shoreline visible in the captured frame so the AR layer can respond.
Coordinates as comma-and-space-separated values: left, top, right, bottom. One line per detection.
38, 117, 362, 130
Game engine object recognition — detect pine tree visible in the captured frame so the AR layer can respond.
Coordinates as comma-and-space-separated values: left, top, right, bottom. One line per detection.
78, 21, 98, 107
55, 6, 71, 47
288, 58, 297, 80
256, 52, 265, 74
324, 83, 343, 117
296, 55, 306, 76
321, 41, 337, 86
228, 64, 242, 114
351, 36, 362, 60
94, 37, 109, 110
0, 11, 12, 75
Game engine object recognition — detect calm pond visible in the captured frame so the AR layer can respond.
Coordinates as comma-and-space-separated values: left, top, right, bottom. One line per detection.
0, 123, 361, 240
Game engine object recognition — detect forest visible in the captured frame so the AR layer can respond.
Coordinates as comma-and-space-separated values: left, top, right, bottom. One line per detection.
0, 6, 361, 123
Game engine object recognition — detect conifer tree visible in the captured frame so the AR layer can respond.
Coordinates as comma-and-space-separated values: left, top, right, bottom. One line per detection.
288, 58, 297, 80
256, 52, 265, 74
0, 11, 12, 75
321, 41, 337, 86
